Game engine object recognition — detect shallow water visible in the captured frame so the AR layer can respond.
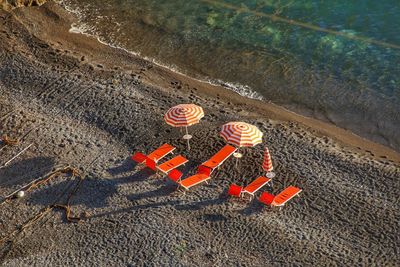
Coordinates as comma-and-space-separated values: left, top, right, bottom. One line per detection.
58, 0, 400, 150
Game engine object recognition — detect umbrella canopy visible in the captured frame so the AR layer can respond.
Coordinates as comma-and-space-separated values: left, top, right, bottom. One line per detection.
220, 122, 263, 147
262, 147, 273, 172
164, 104, 204, 127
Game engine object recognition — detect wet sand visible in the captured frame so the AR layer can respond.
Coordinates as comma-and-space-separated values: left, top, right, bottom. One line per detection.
0, 2, 399, 266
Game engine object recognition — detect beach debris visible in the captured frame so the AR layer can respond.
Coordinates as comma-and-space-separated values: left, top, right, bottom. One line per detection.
16, 190, 25, 198
0, 143, 33, 169
1, 135, 19, 146
0, 166, 84, 222
220, 121, 263, 166
262, 146, 275, 180
0, 166, 84, 259
164, 104, 204, 150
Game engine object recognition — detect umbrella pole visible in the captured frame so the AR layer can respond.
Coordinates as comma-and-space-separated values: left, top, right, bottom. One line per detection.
185, 126, 190, 151
267, 174, 274, 187
235, 148, 240, 168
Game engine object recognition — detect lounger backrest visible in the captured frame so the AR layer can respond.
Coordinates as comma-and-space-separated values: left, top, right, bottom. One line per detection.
259, 192, 275, 205
197, 165, 212, 176
158, 155, 188, 173
243, 176, 271, 194
168, 155, 188, 166
147, 143, 175, 161
168, 169, 183, 182
131, 152, 148, 163
272, 186, 302, 207
228, 184, 243, 197
145, 158, 157, 171
202, 144, 237, 169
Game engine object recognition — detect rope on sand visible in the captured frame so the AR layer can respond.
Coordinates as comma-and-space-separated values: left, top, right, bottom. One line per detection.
0, 166, 85, 260
1, 135, 19, 146
0, 135, 19, 153
0, 166, 84, 221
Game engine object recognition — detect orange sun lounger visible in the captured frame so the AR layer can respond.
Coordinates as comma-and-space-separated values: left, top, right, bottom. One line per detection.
179, 173, 211, 190
259, 186, 302, 209
131, 143, 175, 164
170, 165, 212, 190
157, 155, 188, 174
242, 176, 271, 200
228, 176, 271, 200
202, 144, 237, 170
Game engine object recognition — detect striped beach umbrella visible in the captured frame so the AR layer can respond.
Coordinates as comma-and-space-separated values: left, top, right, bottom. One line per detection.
262, 147, 275, 180
220, 122, 263, 147
164, 104, 204, 150
220, 122, 263, 167
262, 147, 273, 172
164, 104, 204, 127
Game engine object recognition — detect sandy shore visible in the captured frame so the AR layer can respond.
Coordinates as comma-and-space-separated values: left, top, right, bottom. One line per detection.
1, 2, 399, 266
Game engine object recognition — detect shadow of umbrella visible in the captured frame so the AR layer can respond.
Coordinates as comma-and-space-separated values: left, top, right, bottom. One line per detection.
202, 213, 228, 222
175, 195, 226, 211
107, 157, 135, 176
89, 200, 182, 220
26, 165, 157, 212
127, 186, 177, 202
239, 201, 267, 216
0, 157, 56, 190
27, 176, 119, 210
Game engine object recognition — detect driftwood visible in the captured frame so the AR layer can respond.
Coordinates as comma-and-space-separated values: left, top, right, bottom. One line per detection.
0, 143, 33, 169
0, 166, 84, 260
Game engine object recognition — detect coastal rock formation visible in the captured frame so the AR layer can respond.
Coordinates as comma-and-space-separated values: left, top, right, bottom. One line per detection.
0, 0, 46, 11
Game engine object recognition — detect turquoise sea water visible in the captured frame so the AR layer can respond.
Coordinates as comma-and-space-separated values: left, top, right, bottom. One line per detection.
58, 0, 400, 150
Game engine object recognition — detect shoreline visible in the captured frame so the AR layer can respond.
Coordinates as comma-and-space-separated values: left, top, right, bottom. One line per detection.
1, 2, 399, 265
17, 1, 399, 163
57, 0, 400, 153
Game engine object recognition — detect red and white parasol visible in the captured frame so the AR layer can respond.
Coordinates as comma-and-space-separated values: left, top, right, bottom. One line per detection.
164, 104, 204, 150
